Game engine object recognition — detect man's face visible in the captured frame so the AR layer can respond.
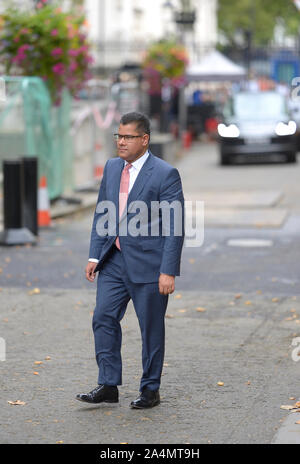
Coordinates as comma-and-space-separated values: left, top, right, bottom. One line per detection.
116, 123, 149, 163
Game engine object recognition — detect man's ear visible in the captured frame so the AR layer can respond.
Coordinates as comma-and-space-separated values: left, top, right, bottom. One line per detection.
143, 134, 150, 146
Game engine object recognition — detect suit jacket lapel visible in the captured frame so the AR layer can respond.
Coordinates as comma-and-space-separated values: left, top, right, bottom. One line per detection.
112, 158, 124, 220
128, 152, 154, 203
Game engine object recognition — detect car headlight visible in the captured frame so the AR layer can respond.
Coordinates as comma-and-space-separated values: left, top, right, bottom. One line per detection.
275, 120, 297, 136
217, 123, 240, 138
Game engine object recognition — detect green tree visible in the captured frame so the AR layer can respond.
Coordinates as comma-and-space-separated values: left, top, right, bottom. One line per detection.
218, 0, 300, 47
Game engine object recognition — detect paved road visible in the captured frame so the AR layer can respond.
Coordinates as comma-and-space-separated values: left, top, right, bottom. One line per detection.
0, 142, 299, 444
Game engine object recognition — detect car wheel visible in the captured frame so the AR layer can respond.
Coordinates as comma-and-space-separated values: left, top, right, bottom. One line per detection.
220, 155, 231, 166
286, 153, 297, 163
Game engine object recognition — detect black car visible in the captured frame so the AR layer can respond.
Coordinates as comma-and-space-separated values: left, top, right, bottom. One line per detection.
218, 91, 298, 165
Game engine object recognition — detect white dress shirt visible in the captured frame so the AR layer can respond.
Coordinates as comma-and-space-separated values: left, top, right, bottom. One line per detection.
89, 150, 150, 263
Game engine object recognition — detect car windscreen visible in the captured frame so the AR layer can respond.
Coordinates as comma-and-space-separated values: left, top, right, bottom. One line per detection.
230, 93, 287, 120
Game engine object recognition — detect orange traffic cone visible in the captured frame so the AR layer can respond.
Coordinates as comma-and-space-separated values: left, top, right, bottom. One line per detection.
38, 176, 51, 227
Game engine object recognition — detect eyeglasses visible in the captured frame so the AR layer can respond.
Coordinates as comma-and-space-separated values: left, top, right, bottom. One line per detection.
113, 134, 144, 142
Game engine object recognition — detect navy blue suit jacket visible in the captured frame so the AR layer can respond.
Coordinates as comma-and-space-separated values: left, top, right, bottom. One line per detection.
89, 151, 184, 283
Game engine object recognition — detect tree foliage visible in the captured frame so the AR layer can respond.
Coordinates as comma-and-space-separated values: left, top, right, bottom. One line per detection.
218, 0, 300, 46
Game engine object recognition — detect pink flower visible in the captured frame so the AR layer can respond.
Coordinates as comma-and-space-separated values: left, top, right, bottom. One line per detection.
69, 61, 78, 71
12, 52, 26, 63
68, 49, 79, 57
85, 55, 94, 64
78, 45, 88, 54
19, 44, 30, 52
51, 47, 63, 56
52, 63, 65, 75
51, 29, 58, 36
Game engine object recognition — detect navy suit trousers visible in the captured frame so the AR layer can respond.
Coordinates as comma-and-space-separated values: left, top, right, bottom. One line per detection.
92, 246, 169, 392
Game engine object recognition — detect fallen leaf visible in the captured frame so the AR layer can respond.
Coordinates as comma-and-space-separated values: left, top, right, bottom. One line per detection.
272, 297, 279, 302
33, 372, 39, 375
45, 356, 51, 360
296, 421, 300, 424
217, 381, 224, 386
178, 309, 187, 313
28, 288, 40, 296
8, 400, 26, 406
244, 301, 252, 305
34, 361, 43, 365
56, 441, 64, 444
235, 294, 242, 299
196, 307, 206, 312
174, 294, 182, 299
285, 315, 297, 321
280, 405, 297, 411
165, 314, 174, 318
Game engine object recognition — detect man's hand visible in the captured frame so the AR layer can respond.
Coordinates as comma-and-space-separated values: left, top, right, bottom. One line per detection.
85, 262, 98, 283
159, 273, 175, 295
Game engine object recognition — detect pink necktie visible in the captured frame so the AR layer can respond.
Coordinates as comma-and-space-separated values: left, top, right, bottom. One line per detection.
115, 163, 132, 250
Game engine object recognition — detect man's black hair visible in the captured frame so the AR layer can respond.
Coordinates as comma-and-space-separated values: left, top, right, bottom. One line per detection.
120, 112, 151, 137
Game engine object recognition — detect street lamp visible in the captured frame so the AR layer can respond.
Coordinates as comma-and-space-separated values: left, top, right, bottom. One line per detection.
163, 0, 196, 37
174, 0, 196, 35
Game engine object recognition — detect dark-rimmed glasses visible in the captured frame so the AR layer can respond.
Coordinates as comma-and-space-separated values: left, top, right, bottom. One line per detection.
113, 134, 144, 142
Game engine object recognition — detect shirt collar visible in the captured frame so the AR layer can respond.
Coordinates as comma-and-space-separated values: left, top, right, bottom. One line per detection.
124, 150, 149, 172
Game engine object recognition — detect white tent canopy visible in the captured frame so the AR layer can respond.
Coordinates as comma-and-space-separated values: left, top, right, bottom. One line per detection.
186, 50, 246, 81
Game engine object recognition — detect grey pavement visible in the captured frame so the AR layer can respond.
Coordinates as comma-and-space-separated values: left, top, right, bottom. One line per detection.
0, 142, 300, 444
0, 286, 299, 444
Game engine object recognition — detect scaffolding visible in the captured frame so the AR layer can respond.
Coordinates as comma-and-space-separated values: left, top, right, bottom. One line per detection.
0, 76, 72, 200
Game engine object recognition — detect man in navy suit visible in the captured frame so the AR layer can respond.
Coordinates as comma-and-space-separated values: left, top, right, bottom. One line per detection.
76, 112, 184, 408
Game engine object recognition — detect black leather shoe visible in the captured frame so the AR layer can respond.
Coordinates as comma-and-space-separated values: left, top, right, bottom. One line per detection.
76, 385, 118, 404
130, 388, 160, 409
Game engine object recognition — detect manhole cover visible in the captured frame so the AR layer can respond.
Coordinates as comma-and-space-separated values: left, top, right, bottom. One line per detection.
227, 239, 274, 247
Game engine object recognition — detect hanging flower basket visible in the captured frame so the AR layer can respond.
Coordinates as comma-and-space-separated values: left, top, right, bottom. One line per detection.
0, 2, 94, 104
142, 40, 189, 93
